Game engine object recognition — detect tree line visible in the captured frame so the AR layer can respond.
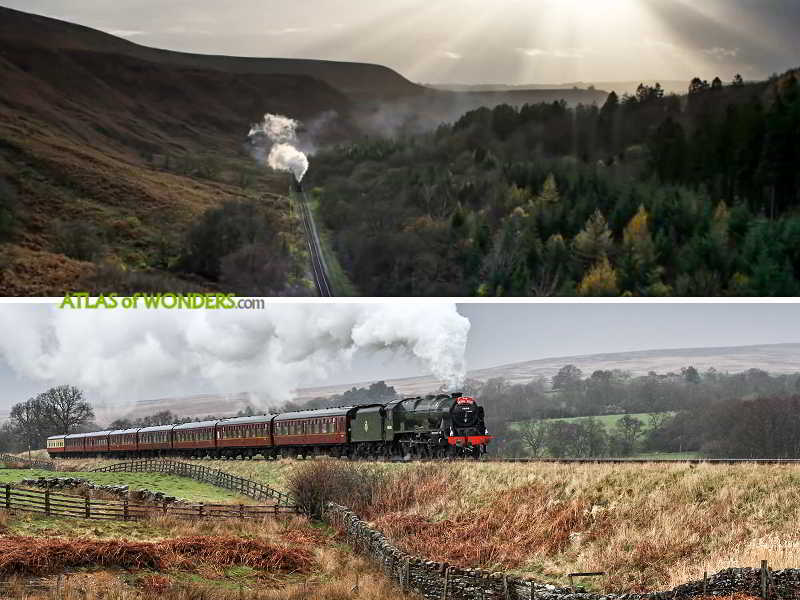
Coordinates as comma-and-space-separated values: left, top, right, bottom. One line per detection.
310, 69, 800, 296
5, 370, 800, 459
469, 365, 800, 458
0, 385, 94, 454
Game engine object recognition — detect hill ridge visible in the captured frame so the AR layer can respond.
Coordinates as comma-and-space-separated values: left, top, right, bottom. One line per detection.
89, 343, 800, 422
0, 5, 423, 98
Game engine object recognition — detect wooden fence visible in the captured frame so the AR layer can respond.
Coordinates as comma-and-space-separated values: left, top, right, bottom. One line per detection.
1, 484, 298, 521
90, 459, 294, 505
0, 453, 55, 471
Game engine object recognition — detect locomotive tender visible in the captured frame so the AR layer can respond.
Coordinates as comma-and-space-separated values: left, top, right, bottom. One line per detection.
46, 393, 492, 460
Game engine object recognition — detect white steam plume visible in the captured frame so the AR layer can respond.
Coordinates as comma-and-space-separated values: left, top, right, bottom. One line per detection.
248, 113, 309, 182
0, 304, 470, 415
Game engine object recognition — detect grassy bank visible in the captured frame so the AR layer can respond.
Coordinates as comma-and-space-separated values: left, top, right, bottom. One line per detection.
0, 468, 251, 503
285, 460, 800, 593
14, 458, 799, 593
0, 465, 411, 600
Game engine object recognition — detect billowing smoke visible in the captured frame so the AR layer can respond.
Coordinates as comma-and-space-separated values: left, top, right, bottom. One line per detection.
248, 114, 309, 182
0, 304, 470, 417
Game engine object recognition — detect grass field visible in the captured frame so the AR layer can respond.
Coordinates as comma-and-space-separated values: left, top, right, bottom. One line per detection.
632, 452, 702, 460
287, 460, 800, 594
509, 412, 675, 432
0, 468, 253, 503
0, 464, 412, 600
508, 412, 689, 459
6, 458, 799, 595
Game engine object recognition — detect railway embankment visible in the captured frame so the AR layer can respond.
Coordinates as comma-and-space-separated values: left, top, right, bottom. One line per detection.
327, 502, 800, 600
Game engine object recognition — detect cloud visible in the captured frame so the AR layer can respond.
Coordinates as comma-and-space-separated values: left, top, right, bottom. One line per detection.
517, 47, 586, 59
163, 25, 212, 35
635, 39, 679, 51
703, 47, 739, 60
106, 29, 147, 38
0, 304, 471, 413
267, 27, 312, 35
442, 50, 462, 60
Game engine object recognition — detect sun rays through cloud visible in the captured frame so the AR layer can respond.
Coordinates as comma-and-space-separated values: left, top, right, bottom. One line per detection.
5, 0, 794, 85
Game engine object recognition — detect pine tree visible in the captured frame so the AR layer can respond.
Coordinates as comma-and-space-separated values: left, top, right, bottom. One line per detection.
573, 209, 613, 266
537, 174, 560, 205
578, 256, 620, 296
619, 205, 665, 295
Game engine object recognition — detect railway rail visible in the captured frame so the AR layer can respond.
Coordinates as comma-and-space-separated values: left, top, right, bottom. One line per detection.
63, 455, 800, 465
293, 186, 333, 297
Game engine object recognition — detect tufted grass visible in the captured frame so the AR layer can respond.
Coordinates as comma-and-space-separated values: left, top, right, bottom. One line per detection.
25, 457, 800, 593
0, 468, 254, 503
366, 462, 800, 592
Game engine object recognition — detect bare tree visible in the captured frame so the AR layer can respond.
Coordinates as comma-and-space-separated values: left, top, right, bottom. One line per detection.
648, 412, 670, 432
39, 385, 94, 435
519, 419, 547, 457
9, 396, 49, 458
615, 415, 645, 455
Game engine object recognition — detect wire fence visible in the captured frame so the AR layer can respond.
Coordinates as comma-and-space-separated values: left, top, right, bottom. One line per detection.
1, 483, 298, 521
90, 459, 294, 505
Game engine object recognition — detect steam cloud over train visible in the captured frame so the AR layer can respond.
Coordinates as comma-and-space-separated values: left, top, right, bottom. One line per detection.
47, 394, 492, 460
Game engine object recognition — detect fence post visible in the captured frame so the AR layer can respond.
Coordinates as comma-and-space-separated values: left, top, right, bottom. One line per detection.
442, 566, 450, 600
198, 503, 204, 518
702, 571, 707, 596
4, 483, 9, 510
761, 560, 769, 600
85, 496, 91, 519
504, 574, 510, 600
44, 489, 50, 516
123, 498, 129, 521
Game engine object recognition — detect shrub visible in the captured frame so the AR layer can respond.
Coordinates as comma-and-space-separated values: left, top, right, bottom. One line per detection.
287, 460, 385, 518
86, 260, 205, 294
179, 200, 288, 290
53, 219, 104, 262
219, 241, 289, 295
0, 177, 16, 241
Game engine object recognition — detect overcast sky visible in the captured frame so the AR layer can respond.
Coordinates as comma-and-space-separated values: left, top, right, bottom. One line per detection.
1, 302, 799, 417
2, 0, 798, 84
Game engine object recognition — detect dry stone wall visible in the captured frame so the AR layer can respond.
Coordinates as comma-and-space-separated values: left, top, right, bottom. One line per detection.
19, 476, 182, 504
325, 503, 800, 600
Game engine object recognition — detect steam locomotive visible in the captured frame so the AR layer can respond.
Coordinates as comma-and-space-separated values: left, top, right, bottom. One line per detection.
46, 393, 492, 461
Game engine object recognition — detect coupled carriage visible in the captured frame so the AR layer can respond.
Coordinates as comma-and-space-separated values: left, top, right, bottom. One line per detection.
47, 393, 492, 461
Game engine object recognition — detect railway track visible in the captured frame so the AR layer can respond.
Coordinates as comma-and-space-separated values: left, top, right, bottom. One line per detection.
294, 186, 334, 297
514, 457, 791, 464
63, 455, 800, 465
